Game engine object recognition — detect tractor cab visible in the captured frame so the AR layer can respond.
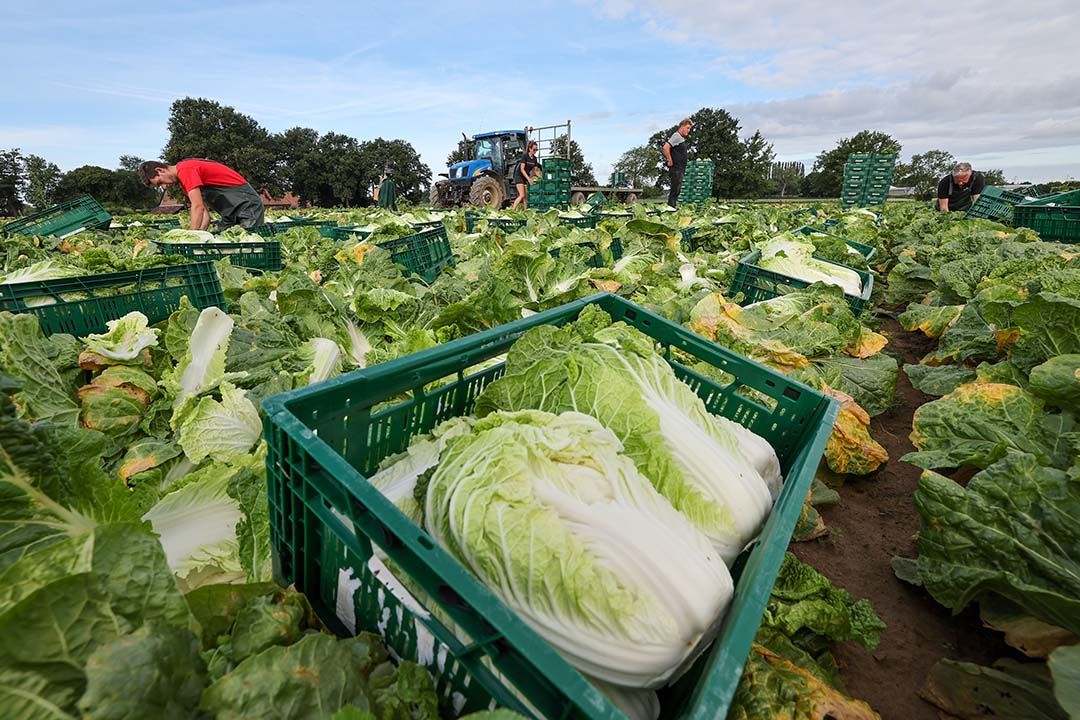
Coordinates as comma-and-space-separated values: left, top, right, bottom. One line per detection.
436, 130, 530, 208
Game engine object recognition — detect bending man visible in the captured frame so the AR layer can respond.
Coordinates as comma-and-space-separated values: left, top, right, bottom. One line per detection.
937, 162, 984, 212
139, 158, 265, 230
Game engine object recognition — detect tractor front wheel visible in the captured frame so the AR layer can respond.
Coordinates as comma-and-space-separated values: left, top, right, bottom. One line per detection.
430, 180, 451, 208
469, 176, 505, 208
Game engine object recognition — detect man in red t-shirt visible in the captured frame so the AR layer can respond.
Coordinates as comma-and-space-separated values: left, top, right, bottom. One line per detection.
139, 159, 265, 230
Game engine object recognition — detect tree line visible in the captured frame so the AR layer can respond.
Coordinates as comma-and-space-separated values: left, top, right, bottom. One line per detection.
162, 98, 430, 207
0, 150, 160, 216
605, 112, 1016, 200
0, 98, 431, 216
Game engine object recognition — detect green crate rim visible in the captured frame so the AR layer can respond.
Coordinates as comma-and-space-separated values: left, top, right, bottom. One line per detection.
1018, 188, 1080, 207
557, 215, 599, 229
792, 225, 876, 261
263, 292, 838, 719
331, 225, 374, 241
0, 262, 225, 336
2, 194, 112, 238
155, 239, 283, 272
965, 195, 1016, 223
1013, 204, 1080, 243
731, 250, 874, 314
377, 226, 456, 283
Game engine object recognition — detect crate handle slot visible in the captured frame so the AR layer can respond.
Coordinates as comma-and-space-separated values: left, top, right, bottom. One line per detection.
457, 631, 505, 659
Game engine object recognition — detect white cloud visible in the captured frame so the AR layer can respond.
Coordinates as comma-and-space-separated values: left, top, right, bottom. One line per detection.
596, 0, 1080, 180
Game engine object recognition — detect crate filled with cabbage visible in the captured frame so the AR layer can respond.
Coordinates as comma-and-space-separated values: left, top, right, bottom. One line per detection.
730, 233, 873, 315
154, 227, 283, 272
264, 293, 837, 719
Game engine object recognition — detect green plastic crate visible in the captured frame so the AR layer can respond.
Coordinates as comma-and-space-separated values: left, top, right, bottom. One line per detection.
378, 226, 455, 283
331, 225, 374, 242
155, 239, 282, 272
263, 292, 838, 720
792, 226, 876, 261
1016, 188, 1080, 207
1013, 204, 1080, 243
980, 186, 1026, 204
2, 195, 112, 238
252, 219, 337, 238
489, 217, 527, 233
409, 219, 446, 232
112, 217, 182, 230
558, 214, 599, 230
0, 262, 225, 337
250, 222, 281, 237
273, 218, 334, 230
965, 193, 1016, 223
681, 226, 699, 250
730, 250, 873, 315
596, 210, 632, 220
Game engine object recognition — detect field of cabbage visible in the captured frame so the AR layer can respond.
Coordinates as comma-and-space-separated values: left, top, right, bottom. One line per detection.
0, 200, 1076, 719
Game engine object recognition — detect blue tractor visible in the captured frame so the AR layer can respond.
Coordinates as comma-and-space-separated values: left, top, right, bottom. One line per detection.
430, 129, 532, 208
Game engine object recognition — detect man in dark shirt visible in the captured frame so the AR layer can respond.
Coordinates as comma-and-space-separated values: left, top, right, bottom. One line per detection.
663, 118, 693, 207
937, 162, 985, 212
139, 159, 266, 230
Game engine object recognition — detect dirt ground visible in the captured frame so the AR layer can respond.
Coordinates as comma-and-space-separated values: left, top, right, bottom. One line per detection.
790, 317, 1011, 720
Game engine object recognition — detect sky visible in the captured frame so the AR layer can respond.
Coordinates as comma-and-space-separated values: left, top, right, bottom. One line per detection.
3, 0, 1079, 185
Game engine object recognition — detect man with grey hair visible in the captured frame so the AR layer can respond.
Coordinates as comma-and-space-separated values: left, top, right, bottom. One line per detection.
937, 162, 985, 212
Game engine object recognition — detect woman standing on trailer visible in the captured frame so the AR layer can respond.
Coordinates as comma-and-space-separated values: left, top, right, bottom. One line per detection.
511, 141, 541, 210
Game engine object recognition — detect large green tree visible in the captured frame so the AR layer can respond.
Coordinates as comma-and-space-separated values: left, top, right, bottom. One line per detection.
727, 130, 775, 198
612, 145, 657, 190
446, 139, 470, 167
357, 138, 431, 205
162, 98, 279, 193
648, 108, 775, 198
113, 154, 159, 209
275, 127, 322, 204
0, 149, 26, 216
803, 130, 902, 197
53, 165, 115, 203
310, 132, 365, 207
550, 135, 597, 186
24, 154, 62, 210
896, 149, 955, 200
769, 161, 805, 197
53, 164, 157, 210
117, 154, 145, 172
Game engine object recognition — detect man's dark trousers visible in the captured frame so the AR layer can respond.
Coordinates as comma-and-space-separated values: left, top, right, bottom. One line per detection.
667, 166, 684, 207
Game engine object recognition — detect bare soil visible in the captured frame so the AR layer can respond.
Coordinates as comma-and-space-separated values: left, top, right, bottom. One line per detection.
790, 316, 1012, 720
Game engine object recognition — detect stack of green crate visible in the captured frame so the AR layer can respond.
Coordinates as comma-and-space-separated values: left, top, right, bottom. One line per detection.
529, 158, 572, 210
840, 153, 897, 208
677, 159, 714, 205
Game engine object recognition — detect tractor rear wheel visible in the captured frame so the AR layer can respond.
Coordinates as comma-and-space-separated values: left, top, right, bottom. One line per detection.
469, 176, 505, 208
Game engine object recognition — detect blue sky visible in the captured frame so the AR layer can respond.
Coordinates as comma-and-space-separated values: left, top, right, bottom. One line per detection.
3, 1, 1079, 184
